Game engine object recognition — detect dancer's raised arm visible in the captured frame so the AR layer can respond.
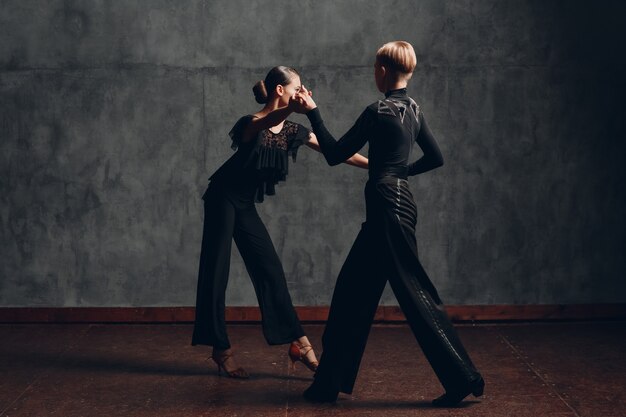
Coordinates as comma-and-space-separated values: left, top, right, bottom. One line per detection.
293, 87, 372, 166
238, 97, 300, 143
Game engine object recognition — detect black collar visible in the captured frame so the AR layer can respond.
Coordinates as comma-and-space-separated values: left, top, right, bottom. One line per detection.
385, 88, 408, 98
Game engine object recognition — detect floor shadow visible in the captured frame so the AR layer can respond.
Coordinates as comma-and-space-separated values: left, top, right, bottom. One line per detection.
3, 350, 312, 381
290, 396, 481, 409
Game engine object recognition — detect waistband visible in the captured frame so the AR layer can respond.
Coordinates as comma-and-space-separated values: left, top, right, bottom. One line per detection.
366, 177, 409, 188
368, 166, 408, 181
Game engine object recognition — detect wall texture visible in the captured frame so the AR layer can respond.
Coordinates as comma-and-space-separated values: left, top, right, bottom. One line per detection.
1, 0, 625, 307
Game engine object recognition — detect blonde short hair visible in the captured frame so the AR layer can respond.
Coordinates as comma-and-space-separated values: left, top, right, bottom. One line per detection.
376, 41, 417, 75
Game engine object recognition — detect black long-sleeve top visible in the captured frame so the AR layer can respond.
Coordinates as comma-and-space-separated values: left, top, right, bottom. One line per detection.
306, 88, 443, 179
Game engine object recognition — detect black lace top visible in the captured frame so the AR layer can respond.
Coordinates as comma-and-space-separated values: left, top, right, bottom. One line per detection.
209, 115, 311, 202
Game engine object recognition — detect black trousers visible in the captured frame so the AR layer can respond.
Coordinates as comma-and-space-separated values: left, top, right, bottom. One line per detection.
192, 182, 305, 349
313, 177, 482, 395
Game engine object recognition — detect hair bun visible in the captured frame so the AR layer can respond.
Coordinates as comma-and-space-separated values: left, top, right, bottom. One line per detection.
253, 80, 268, 104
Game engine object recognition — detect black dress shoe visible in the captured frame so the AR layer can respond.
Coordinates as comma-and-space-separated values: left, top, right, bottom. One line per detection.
303, 383, 338, 403
432, 376, 485, 407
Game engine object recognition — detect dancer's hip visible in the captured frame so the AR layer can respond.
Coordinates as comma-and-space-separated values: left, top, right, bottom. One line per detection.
365, 176, 417, 230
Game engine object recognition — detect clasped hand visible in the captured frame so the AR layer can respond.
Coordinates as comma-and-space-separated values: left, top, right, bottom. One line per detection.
289, 86, 317, 113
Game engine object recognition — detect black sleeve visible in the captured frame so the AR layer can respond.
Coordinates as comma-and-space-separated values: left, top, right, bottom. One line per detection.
287, 123, 311, 162
407, 111, 444, 176
228, 115, 255, 151
306, 107, 371, 166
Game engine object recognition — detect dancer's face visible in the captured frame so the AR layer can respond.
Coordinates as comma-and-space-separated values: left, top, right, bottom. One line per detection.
276, 75, 302, 107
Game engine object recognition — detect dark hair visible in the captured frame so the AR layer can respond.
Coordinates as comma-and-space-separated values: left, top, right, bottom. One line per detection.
252, 66, 299, 104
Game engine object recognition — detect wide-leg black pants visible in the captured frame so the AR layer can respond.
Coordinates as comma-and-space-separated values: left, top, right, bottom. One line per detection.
313, 177, 482, 395
192, 182, 305, 349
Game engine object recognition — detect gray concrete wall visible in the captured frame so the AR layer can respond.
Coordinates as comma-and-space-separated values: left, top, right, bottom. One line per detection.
1, 0, 625, 307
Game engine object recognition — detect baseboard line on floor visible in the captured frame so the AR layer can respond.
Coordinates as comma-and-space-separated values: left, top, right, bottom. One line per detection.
1, 304, 625, 323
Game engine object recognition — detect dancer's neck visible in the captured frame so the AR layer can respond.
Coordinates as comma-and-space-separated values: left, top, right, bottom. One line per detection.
260, 99, 283, 115
384, 80, 408, 95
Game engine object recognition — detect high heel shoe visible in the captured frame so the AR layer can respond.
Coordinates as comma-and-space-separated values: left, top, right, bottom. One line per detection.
288, 342, 319, 372
432, 376, 484, 407
211, 351, 249, 379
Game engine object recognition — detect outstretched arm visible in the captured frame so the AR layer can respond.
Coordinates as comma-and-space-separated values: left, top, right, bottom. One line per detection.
239, 97, 299, 143
293, 87, 370, 166
305, 133, 368, 169
407, 111, 444, 175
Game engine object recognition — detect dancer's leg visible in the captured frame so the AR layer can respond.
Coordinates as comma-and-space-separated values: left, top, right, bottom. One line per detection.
233, 204, 305, 345
379, 181, 482, 395
192, 187, 236, 349
310, 223, 386, 396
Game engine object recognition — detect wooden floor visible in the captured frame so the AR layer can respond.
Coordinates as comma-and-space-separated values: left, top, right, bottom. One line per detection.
1, 321, 625, 416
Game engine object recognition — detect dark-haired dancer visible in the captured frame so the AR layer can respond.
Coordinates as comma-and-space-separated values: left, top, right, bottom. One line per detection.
192, 66, 368, 378
292, 42, 484, 405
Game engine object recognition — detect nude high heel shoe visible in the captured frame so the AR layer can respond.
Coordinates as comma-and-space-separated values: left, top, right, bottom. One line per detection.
211, 350, 249, 379
288, 342, 319, 372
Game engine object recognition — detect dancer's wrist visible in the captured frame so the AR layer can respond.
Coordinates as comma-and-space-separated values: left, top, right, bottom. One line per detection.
306, 107, 322, 124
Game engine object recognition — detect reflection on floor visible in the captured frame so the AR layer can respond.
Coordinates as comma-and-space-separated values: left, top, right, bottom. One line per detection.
1, 322, 625, 416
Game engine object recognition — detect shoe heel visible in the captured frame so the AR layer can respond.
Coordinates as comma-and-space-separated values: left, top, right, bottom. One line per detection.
288, 343, 300, 371
471, 377, 485, 397
211, 352, 249, 379
288, 343, 300, 361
